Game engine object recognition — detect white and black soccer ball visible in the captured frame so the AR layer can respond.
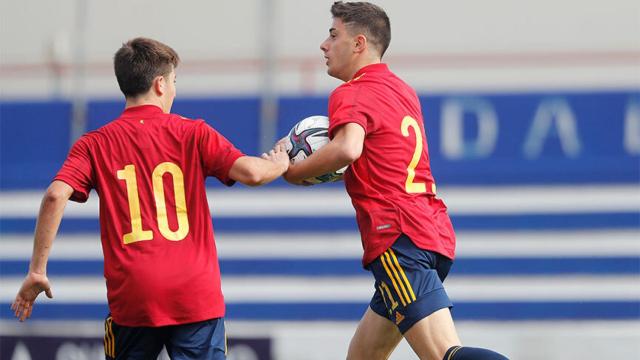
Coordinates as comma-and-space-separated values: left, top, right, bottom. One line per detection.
285, 115, 347, 184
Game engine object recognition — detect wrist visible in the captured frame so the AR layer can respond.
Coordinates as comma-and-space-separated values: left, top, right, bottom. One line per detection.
28, 266, 47, 276
281, 160, 290, 173
283, 164, 302, 183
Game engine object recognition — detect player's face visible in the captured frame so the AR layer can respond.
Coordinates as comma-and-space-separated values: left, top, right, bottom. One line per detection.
320, 18, 356, 82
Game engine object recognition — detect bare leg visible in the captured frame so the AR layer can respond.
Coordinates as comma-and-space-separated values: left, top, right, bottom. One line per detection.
403, 308, 462, 360
346, 307, 403, 360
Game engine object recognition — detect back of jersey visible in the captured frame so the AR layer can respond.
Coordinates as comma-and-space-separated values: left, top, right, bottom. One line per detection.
55, 104, 244, 327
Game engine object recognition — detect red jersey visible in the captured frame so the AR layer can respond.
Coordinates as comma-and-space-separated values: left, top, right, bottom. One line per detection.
328, 63, 456, 266
54, 105, 244, 327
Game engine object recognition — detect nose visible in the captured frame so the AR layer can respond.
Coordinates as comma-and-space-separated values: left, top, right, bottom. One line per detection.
320, 39, 328, 53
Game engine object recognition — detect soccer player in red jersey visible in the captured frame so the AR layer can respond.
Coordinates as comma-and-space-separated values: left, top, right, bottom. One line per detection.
11, 37, 289, 359
281, 2, 508, 360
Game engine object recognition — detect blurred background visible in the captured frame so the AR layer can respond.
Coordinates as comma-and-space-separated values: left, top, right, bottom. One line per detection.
1, 0, 639, 359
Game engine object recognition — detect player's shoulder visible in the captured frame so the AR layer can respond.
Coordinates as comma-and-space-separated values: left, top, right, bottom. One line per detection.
330, 78, 365, 101
166, 113, 208, 131
330, 72, 387, 107
76, 125, 111, 146
170, 114, 220, 141
168, 112, 200, 123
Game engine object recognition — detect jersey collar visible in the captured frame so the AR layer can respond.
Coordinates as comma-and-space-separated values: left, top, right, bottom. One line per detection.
350, 63, 389, 82
121, 104, 164, 117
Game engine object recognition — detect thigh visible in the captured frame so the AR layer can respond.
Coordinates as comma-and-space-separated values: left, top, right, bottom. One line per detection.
104, 315, 165, 360
166, 317, 226, 360
347, 307, 403, 360
403, 308, 461, 360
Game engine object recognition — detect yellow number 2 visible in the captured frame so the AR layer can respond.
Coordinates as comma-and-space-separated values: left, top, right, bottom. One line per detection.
400, 116, 427, 193
117, 162, 190, 244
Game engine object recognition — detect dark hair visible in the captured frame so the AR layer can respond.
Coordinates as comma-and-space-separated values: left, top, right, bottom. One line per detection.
331, 1, 391, 57
113, 37, 180, 98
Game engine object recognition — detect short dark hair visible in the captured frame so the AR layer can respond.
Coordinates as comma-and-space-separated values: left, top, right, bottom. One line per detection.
331, 1, 391, 57
113, 37, 180, 98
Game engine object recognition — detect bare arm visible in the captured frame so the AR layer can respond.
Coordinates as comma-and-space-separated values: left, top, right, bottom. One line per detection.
228, 143, 290, 186
11, 180, 73, 321
283, 123, 365, 184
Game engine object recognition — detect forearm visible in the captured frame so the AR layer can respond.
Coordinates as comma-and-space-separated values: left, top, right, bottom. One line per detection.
285, 123, 364, 184
230, 156, 288, 186
29, 183, 72, 274
285, 140, 353, 183
252, 157, 289, 186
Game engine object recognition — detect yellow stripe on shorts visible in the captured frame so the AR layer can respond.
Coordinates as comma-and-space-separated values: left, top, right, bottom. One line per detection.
388, 248, 417, 302
104, 317, 115, 357
224, 321, 228, 355
103, 319, 109, 357
384, 251, 412, 305
380, 252, 407, 306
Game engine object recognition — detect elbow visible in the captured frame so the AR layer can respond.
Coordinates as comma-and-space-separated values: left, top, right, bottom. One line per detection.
244, 175, 267, 187
339, 143, 362, 164
44, 184, 71, 204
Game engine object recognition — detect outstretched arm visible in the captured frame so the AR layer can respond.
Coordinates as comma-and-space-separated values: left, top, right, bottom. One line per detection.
11, 180, 73, 321
228, 143, 290, 186
283, 123, 364, 185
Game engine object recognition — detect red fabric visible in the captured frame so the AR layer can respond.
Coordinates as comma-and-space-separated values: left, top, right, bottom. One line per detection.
328, 64, 456, 266
55, 105, 244, 327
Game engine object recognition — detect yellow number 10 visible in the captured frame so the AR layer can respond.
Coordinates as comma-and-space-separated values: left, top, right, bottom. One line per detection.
117, 162, 190, 244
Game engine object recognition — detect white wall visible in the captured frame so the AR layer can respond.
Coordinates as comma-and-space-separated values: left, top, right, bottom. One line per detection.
1, 0, 639, 98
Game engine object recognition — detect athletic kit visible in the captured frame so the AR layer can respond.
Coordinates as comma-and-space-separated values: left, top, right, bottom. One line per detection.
55, 105, 243, 358
328, 63, 457, 332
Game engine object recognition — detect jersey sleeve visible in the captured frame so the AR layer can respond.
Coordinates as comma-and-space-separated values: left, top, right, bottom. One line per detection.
328, 85, 369, 139
53, 135, 94, 203
196, 121, 245, 186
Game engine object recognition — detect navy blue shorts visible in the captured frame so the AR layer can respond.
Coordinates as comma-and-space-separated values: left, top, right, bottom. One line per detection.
367, 234, 453, 334
104, 316, 226, 360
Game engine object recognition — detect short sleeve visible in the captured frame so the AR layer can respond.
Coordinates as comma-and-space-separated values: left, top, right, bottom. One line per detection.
54, 135, 94, 203
196, 121, 245, 186
328, 85, 369, 139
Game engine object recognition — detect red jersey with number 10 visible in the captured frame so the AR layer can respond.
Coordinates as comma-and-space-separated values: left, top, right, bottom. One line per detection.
328, 64, 456, 266
54, 105, 244, 327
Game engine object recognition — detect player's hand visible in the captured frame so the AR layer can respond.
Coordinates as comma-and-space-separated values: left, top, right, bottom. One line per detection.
275, 136, 288, 149
261, 142, 290, 173
11, 272, 53, 322
271, 137, 310, 186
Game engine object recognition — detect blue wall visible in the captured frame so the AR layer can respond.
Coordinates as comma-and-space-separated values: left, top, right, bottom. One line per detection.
1, 90, 638, 189
0, 101, 72, 189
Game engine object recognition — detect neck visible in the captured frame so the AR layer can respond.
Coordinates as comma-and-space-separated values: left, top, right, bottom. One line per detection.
125, 94, 167, 113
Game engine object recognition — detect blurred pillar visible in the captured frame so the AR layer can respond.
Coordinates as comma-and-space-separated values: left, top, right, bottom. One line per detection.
46, 32, 70, 100
70, 0, 88, 144
259, 0, 278, 153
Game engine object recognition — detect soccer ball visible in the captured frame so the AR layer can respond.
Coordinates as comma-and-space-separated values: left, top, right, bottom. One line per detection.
285, 115, 347, 184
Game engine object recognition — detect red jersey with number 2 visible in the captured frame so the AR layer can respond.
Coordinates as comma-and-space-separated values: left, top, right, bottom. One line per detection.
54, 105, 244, 327
328, 64, 456, 267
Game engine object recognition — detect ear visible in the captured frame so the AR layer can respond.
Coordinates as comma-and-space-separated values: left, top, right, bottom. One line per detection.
354, 34, 367, 54
153, 75, 165, 96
